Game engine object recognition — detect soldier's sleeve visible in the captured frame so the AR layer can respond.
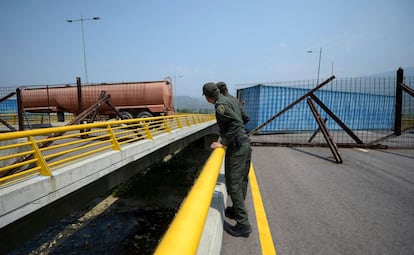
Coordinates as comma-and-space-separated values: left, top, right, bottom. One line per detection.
215, 102, 242, 146
241, 109, 249, 124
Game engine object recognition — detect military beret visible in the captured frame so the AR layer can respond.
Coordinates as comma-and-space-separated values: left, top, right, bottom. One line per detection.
202, 82, 218, 96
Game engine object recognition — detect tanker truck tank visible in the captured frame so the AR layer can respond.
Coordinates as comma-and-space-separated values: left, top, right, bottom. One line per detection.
20, 79, 174, 119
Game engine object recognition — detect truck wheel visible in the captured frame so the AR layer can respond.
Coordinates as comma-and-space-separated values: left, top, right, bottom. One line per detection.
137, 111, 153, 118
120, 111, 134, 119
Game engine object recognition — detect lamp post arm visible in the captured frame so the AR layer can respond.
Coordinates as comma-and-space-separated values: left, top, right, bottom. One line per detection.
66, 14, 100, 84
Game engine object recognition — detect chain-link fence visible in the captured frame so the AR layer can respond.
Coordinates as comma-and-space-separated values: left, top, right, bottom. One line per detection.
237, 73, 414, 149
0, 84, 76, 130
2, 72, 414, 148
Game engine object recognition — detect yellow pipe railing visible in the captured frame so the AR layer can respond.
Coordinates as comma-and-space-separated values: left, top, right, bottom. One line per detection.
154, 147, 225, 255
0, 113, 75, 125
0, 114, 215, 185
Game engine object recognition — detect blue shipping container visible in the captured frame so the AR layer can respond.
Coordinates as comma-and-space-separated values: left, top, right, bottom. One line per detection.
240, 84, 395, 134
0, 99, 18, 114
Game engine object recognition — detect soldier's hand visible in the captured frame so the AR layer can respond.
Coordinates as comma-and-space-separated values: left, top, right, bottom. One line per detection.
210, 141, 224, 149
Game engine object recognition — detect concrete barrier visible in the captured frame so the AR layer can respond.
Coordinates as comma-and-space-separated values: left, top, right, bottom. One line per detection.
197, 165, 227, 255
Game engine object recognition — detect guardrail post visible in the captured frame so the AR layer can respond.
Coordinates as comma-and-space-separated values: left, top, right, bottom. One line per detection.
28, 136, 52, 176
143, 122, 153, 139
163, 119, 171, 133
107, 124, 121, 150
176, 117, 183, 129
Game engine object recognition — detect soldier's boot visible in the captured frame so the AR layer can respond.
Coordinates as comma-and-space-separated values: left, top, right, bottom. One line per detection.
226, 223, 252, 237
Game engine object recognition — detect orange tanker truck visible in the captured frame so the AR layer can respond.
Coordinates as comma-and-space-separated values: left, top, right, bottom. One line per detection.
19, 79, 174, 119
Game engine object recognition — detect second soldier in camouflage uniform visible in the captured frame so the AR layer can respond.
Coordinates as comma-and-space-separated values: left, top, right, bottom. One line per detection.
217, 81, 249, 125
216, 81, 250, 220
202, 82, 252, 237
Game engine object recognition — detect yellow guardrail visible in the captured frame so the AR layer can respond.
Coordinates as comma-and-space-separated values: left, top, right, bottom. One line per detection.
0, 113, 75, 125
0, 114, 215, 185
154, 147, 225, 255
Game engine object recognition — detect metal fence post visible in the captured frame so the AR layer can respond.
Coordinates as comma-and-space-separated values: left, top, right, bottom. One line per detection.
394, 68, 403, 136
16, 88, 25, 131
76, 77, 83, 114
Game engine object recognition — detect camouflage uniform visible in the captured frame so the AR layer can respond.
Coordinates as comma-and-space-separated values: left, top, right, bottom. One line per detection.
217, 81, 250, 125
216, 82, 250, 200
214, 93, 252, 229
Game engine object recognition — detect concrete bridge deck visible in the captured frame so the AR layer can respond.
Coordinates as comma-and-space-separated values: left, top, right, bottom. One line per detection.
222, 147, 414, 255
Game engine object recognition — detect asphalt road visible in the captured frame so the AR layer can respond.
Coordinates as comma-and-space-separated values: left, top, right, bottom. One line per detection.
221, 147, 414, 255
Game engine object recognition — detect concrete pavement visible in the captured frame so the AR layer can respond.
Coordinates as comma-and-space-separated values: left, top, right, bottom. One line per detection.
221, 147, 414, 255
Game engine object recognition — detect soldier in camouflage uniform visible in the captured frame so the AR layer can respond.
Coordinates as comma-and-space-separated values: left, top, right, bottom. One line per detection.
216, 81, 249, 125
202, 82, 252, 237
216, 81, 250, 220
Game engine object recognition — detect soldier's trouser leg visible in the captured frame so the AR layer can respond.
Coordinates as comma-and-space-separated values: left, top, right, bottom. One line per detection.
225, 142, 251, 227
241, 144, 251, 200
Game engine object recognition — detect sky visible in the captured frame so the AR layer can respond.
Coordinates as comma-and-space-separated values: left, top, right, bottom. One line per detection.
1, 0, 413, 97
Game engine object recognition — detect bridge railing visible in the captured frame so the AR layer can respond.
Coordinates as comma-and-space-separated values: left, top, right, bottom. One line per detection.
0, 114, 215, 185
154, 147, 225, 255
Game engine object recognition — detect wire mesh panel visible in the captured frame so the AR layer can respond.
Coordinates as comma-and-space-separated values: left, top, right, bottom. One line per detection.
0, 86, 18, 113
0, 86, 19, 129
239, 76, 414, 148
402, 76, 414, 128
0, 85, 75, 130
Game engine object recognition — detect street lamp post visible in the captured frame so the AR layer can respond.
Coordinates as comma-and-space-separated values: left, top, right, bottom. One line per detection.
307, 47, 322, 85
66, 14, 100, 84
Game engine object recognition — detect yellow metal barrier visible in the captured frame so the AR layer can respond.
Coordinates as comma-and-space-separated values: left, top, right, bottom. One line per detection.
0, 114, 215, 185
0, 113, 76, 125
154, 147, 225, 255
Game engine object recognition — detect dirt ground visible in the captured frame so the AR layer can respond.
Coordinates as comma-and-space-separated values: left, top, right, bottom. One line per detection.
9, 196, 175, 255
8, 143, 211, 255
